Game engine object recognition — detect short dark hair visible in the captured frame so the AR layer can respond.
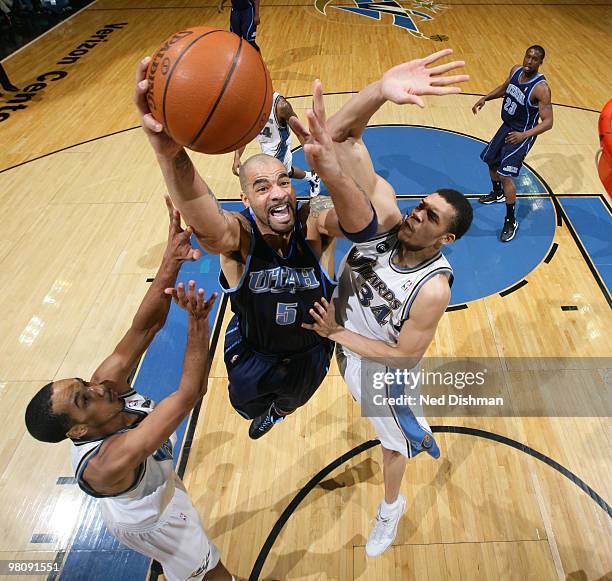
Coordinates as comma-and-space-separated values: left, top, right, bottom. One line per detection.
436, 189, 473, 240
527, 45, 545, 60
25, 382, 72, 443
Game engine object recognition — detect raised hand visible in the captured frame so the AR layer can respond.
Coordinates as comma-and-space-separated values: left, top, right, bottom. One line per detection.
164, 280, 218, 320
288, 80, 342, 178
163, 195, 202, 263
133, 56, 184, 160
380, 49, 469, 108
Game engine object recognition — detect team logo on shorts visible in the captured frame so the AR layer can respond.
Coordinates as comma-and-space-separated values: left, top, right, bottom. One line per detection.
502, 165, 518, 173
314, 0, 449, 40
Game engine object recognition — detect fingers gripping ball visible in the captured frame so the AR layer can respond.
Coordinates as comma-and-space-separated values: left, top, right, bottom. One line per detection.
146, 27, 273, 154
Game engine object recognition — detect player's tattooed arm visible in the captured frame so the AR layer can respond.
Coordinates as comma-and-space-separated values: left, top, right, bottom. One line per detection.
157, 148, 243, 255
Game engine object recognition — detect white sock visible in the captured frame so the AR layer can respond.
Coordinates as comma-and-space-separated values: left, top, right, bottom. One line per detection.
380, 497, 401, 517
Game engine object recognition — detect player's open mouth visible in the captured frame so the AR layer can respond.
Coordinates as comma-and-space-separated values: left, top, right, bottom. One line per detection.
269, 203, 291, 221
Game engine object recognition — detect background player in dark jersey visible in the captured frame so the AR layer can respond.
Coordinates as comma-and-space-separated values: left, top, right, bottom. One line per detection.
218, 0, 260, 52
135, 57, 346, 439
25, 199, 239, 581
473, 45, 553, 242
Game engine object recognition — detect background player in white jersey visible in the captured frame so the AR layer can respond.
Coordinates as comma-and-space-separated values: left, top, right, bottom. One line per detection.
473, 45, 553, 242
290, 50, 473, 557
233, 91, 321, 196
25, 198, 239, 581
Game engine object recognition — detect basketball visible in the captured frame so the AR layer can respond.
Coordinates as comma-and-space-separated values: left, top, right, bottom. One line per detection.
146, 26, 272, 155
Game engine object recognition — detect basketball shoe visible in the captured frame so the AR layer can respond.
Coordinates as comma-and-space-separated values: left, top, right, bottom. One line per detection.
249, 404, 285, 439
365, 495, 406, 557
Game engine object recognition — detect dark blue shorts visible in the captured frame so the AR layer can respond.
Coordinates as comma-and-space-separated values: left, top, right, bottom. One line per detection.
224, 315, 334, 419
480, 123, 537, 178
230, 6, 257, 45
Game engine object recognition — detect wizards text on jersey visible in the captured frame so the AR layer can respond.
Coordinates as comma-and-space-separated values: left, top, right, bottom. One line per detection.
347, 247, 401, 309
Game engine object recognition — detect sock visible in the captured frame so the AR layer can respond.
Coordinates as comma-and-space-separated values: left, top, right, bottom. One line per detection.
270, 403, 288, 420
380, 497, 401, 517
506, 202, 516, 220
492, 180, 503, 194
303, 170, 314, 181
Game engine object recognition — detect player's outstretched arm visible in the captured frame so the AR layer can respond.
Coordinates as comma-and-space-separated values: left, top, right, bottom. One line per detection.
91, 197, 202, 390
290, 81, 376, 235
303, 276, 450, 369
327, 49, 468, 141
134, 57, 243, 255
472, 65, 518, 114
85, 284, 217, 494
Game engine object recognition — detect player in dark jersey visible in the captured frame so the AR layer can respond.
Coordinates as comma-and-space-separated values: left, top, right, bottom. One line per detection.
218, 0, 260, 51
473, 45, 553, 242
135, 57, 349, 439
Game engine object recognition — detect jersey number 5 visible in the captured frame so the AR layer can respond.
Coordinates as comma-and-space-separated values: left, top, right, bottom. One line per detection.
276, 302, 298, 325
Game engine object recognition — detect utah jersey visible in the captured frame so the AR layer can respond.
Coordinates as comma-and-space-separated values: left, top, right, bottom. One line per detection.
256, 92, 291, 167
220, 205, 336, 355
335, 229, 453, 358
71, 390, 177, 527
501, 68, 547, 131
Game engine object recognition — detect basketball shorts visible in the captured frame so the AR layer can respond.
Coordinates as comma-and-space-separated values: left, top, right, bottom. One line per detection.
230, 6, 257, 45
337, 346, 439, 459
102, 480, 220, 581
224, 315, 334, 418
480, 123, 537, 177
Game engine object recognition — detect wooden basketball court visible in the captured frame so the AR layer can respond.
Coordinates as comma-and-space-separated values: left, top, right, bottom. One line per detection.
0, 1, 610, 580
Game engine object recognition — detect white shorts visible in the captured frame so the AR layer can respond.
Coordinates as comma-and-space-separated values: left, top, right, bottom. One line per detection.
103, 483, 220, 581
337, 347, 439, 459
261, 143, 292, 173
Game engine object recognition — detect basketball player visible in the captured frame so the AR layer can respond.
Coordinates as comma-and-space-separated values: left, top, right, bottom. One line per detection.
290, 50, 473, 556
473, 45, 553, 242
232, 91, 321, 197
217, 0, 260, 52
24, 199, 239, 581
135, 57, 342, 439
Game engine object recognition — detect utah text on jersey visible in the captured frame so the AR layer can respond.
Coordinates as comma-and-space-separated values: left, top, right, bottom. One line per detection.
314, 0, 448, 39
248, 266, 321, 294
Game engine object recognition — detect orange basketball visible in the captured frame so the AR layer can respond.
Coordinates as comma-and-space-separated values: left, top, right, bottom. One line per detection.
146, 27, 272, 155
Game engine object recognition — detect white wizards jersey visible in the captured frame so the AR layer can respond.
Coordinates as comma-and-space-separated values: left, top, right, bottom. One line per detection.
335, 229, 453, 357
71, 390, 177, 527
256, 92, 291, 161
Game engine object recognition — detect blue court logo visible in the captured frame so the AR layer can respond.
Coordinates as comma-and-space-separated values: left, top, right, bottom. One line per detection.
314, 0, 448, 40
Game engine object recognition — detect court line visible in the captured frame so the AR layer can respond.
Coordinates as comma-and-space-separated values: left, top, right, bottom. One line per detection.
499, 279, 528, 297
287, 91, 602, 114
176, 293, 229, 478
548, 196, 612, 308
544, 242, 559, 263
1, 0, 99, 63
249, 427, 612, 580
0, 92, 600, 174
0, 126, 140, 174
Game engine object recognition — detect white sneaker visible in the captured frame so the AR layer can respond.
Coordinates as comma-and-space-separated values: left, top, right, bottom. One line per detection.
308, 174, 321, 197
365, 495, 406, 557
